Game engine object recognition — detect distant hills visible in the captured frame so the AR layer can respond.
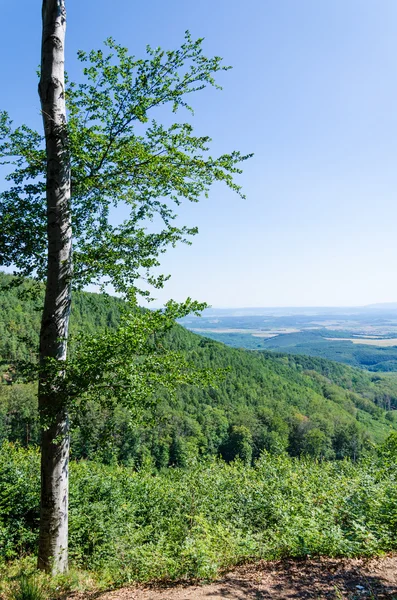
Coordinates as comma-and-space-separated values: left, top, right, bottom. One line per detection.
196, 305, 397, 318
365, 302, 397, 309
180, 304, 397, 372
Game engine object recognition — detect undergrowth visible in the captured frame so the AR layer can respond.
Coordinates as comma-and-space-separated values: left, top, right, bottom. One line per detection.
0, 438, 396, 592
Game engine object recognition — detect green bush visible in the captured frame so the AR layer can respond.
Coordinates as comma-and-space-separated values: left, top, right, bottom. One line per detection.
1, 441, 397, 583
0, 444, 40, 560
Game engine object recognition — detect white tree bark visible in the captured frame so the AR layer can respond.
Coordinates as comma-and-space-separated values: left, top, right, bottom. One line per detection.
37, 0, 72, 575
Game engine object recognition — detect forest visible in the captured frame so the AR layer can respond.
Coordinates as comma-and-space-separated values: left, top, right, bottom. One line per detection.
1, 272, 397, 468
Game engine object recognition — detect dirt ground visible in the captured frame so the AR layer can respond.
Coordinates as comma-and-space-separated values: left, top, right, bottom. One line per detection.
94, 555, 397, 600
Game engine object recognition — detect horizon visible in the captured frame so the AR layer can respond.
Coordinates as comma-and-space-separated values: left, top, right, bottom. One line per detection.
188, 302, 397, 309
2, 267, 397, 311
176, 302, 397, 315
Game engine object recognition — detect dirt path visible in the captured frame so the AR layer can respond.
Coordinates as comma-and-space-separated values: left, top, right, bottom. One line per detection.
96, 556, 397, 599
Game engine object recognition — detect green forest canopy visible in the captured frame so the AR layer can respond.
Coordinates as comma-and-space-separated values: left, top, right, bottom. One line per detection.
1, 272, 397, 465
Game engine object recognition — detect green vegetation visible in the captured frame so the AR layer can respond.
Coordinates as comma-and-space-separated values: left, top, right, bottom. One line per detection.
10, 577, 44, 600
262, 330, 397, 371
1, 272, 397, 588
1, 440, 397, 584
0, 272, 123, 366
1, 272, 397, 465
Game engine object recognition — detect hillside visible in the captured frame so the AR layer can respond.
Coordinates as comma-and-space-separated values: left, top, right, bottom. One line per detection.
0, 272, 123, 365
186, 328, 397, 370
0, 272, 396, 464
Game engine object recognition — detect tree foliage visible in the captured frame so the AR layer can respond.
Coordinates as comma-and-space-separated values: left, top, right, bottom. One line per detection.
0, 34, 250, 296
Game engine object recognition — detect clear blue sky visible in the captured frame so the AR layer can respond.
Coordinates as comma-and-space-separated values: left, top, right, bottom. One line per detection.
1, 0, 397, 307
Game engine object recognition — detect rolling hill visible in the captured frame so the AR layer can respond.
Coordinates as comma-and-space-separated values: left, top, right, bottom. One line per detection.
0, 271, 396, 465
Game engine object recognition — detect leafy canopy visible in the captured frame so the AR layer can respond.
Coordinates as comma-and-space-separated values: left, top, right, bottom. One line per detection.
0, 33, 251, 297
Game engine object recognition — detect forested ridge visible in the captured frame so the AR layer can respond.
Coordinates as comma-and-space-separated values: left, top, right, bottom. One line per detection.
1, 272, 396, 465
0, 273, 122, 363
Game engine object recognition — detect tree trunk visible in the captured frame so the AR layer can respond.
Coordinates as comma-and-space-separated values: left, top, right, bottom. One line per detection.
37, 0, 72, 575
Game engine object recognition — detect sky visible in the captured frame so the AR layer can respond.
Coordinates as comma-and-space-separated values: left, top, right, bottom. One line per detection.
1, 0, 397, 307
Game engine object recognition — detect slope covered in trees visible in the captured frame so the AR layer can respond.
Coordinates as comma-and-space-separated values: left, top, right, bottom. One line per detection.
0, 273, 122, 365
1, 272, 396, 464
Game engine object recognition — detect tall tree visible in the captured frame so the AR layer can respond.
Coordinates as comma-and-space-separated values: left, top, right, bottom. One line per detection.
0, 0, 250, 574
37, 0, 71, 573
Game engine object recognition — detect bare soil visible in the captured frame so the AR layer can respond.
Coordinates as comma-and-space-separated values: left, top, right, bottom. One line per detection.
93, 555, 397, 599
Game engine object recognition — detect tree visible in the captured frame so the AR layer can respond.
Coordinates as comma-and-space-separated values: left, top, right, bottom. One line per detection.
36, 0, 71, 574
220, 425, 253, 465
0, 0, 249, 574
302, 428, 332, 459
332, 422, 364, 460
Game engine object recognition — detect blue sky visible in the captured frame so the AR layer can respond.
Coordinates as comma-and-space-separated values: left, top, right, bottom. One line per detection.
1, 0, 397, 307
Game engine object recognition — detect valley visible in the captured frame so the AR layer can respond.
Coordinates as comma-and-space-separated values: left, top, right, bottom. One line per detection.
180, 307, 397, 371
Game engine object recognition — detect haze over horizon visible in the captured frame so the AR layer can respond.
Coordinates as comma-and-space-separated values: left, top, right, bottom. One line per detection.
1, 1, 397, 308
194, 302, 397, 309
177, 301, 397, 316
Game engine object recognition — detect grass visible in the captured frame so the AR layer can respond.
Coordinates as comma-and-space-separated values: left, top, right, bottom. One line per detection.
10, 577, 45, 600
0, 558, 98, 600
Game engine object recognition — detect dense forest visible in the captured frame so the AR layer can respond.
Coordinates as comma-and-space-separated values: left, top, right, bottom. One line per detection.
1, 272, 397, 467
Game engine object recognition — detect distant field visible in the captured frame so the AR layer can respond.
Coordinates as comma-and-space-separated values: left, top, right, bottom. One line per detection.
179, 310, 397, 372
191, 327, 299, 336
326, 337, 397, 347
252, 332, 279, 338
191, 328, 277, 336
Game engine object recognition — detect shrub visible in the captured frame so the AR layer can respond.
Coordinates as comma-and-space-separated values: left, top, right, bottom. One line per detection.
1, 442, 397, 583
